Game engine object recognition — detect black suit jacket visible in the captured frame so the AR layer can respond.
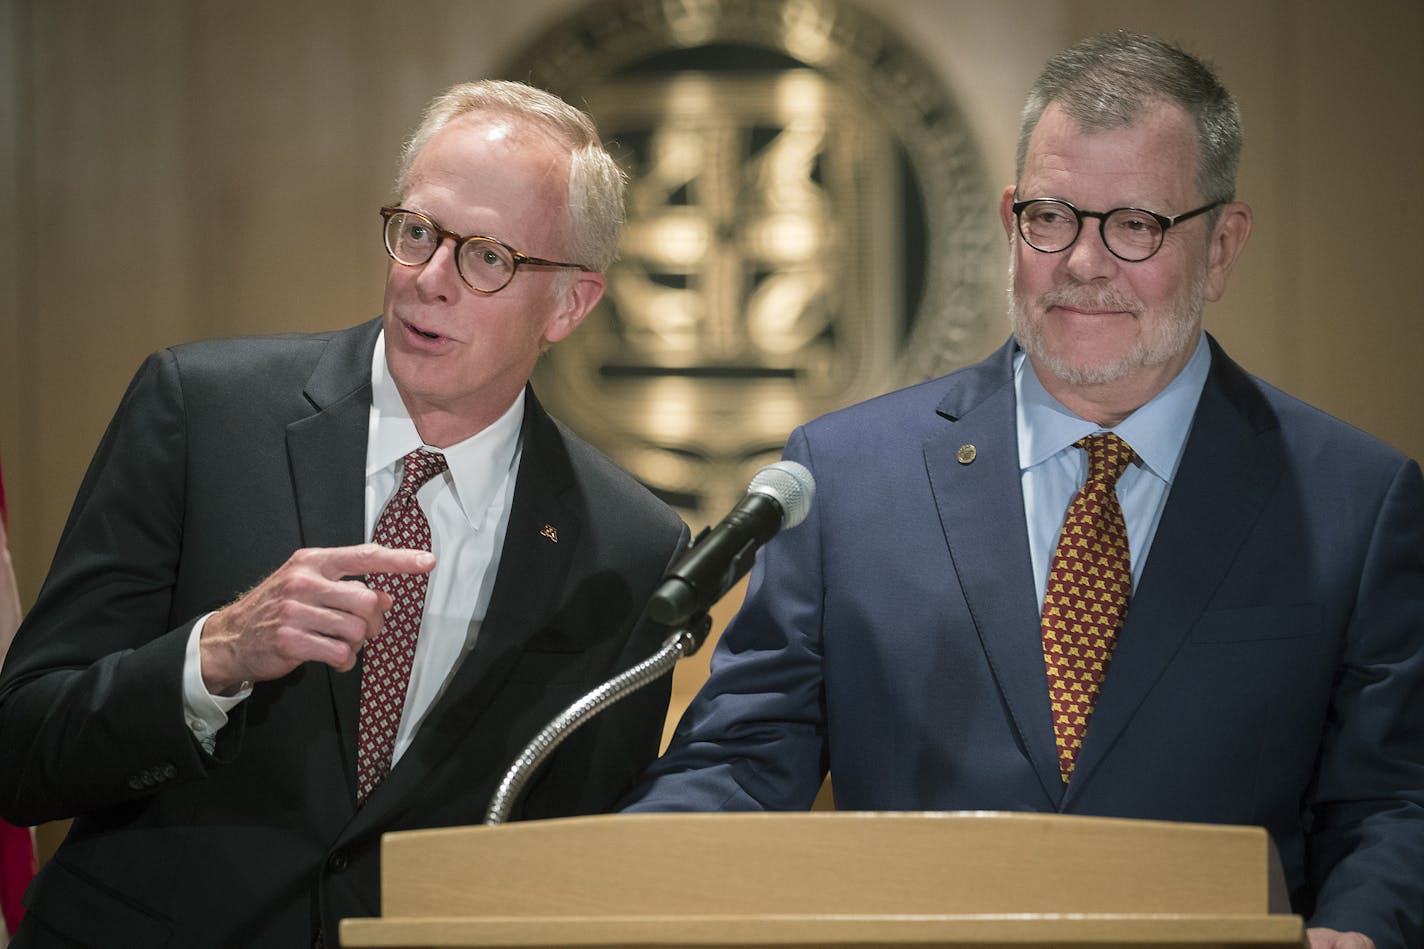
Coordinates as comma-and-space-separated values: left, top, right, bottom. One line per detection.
0, 319, 689, 947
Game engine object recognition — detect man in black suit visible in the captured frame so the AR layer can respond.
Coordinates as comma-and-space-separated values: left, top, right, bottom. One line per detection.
0, 80, 688, 947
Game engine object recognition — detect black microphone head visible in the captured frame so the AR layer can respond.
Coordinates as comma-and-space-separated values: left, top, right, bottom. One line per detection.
747, 460, 815, 529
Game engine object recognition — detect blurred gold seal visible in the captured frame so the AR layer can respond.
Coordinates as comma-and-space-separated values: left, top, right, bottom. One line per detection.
508, 0, 998, 520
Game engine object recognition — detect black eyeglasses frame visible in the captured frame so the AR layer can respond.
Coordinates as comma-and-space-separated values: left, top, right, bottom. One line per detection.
1010, 197, 1225, 262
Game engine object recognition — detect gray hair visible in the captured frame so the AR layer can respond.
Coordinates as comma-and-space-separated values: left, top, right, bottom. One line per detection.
395, 79, 627, 273
1016, 31, 1242, 205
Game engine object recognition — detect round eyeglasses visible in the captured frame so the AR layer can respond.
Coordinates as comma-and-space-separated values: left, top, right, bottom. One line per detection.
1011, 197, 1223, 262
380, 207, 591, 294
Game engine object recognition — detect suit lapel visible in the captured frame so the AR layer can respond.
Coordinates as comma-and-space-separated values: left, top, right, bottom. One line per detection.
285, 318, 381, 797
926, 340, 1067, 807
349, 388, 581, 826
1065, 339, 1283, 802
457, 389, 581, 684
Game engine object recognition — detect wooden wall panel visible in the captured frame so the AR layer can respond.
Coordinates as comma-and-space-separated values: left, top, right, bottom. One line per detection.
191, 0, 376, 338
1292, 0, 1424, 458
19, 0, 198, 587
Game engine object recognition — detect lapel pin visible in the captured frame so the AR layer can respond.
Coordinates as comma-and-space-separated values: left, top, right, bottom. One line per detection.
539, 524, 559, 543
957, 444, 977, 465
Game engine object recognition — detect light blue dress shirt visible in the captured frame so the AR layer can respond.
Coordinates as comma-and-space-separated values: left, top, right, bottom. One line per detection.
1017, 334, 1211, 608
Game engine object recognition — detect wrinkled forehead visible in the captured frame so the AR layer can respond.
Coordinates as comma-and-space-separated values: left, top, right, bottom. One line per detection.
1021, 101, 1200, 192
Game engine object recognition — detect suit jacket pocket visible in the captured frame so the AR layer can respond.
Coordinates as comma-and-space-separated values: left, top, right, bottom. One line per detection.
23, 855, 172, 947
1189, 603, 1321, 643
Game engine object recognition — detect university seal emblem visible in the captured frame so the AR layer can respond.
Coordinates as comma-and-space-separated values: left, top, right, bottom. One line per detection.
506, 0, 999, 519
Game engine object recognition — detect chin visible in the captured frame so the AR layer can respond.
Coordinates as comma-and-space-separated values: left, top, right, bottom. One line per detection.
1044, 353, 1144, 387
1010, 294, 1204, 390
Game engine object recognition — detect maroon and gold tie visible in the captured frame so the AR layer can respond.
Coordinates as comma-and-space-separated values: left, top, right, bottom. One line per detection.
1041, 433, 1134, 782
356, 448, 448, 804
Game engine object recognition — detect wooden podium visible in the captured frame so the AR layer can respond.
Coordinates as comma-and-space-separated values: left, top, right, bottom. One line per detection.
340, 811, 1305, 948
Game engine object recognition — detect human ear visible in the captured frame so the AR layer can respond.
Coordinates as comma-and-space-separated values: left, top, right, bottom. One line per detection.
1204, 202, 1253, 301
542, 270, 605, 346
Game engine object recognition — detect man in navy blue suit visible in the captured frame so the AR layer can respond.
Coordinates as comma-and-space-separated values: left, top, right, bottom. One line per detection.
623, 32, 1424, 949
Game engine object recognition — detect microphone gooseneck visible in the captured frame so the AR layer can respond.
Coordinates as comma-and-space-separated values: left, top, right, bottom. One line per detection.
484, 619, 708, 826
483, 461, 816, 825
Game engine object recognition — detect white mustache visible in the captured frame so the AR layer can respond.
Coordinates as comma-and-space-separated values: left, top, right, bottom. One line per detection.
1039, 286, 1139, 313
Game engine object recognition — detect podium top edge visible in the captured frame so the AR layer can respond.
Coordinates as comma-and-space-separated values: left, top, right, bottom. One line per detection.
384, 811, 1271, 842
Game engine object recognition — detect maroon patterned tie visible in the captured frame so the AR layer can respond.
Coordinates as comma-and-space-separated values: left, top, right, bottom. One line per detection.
1040, 433, 1135, 782
356, 448, 448, 804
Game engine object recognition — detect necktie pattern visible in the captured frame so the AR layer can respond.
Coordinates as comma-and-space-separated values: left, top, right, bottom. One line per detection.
1041, 433, 1134, 782
356, 448, 448, 804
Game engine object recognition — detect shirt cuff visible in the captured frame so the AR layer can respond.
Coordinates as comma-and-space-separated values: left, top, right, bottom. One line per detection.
183, 613, 252, 754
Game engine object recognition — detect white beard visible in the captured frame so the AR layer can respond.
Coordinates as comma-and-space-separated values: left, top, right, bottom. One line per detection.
1006, 250, 1206, 387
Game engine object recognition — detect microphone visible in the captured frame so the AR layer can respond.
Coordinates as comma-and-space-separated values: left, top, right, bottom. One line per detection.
647, 461, 815, 627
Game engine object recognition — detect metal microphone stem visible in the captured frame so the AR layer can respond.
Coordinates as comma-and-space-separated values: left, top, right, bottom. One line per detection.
483, 614, 712, 826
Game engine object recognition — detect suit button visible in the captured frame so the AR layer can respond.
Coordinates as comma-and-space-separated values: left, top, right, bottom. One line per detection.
327, 850, 349, 873
160, 763, 177, 780
127, 775, 144, 790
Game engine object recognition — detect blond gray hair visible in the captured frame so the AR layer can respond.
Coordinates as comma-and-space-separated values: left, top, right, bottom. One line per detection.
396, 80, 626, 272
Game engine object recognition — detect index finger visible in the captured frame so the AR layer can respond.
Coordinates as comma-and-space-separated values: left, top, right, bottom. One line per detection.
309, 543, 436, 579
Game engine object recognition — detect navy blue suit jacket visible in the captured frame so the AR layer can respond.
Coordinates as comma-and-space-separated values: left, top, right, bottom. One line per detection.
625, 336, 1424, 948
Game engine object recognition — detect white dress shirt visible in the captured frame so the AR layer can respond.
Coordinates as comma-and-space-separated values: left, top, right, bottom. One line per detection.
183, 331, 522, 761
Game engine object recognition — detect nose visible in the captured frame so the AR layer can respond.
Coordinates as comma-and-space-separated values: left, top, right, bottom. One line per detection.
1060, 221, 1120, 283
414, 238, 463, 302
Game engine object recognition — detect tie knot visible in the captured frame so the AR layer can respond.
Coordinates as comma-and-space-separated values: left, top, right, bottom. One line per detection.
1075, 433, 1134, 487
397, 448, 448, 497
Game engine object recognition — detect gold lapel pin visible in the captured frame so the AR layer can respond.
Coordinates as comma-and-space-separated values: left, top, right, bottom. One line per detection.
539, 524, 559, 543
957, 444, 977, 465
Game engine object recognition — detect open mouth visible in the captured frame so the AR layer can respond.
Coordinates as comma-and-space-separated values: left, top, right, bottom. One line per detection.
404, 319, 444, 341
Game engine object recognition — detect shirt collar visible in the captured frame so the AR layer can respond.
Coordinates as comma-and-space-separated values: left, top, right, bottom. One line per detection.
1016, 333, 1211, 484
367, 330, 525, 531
